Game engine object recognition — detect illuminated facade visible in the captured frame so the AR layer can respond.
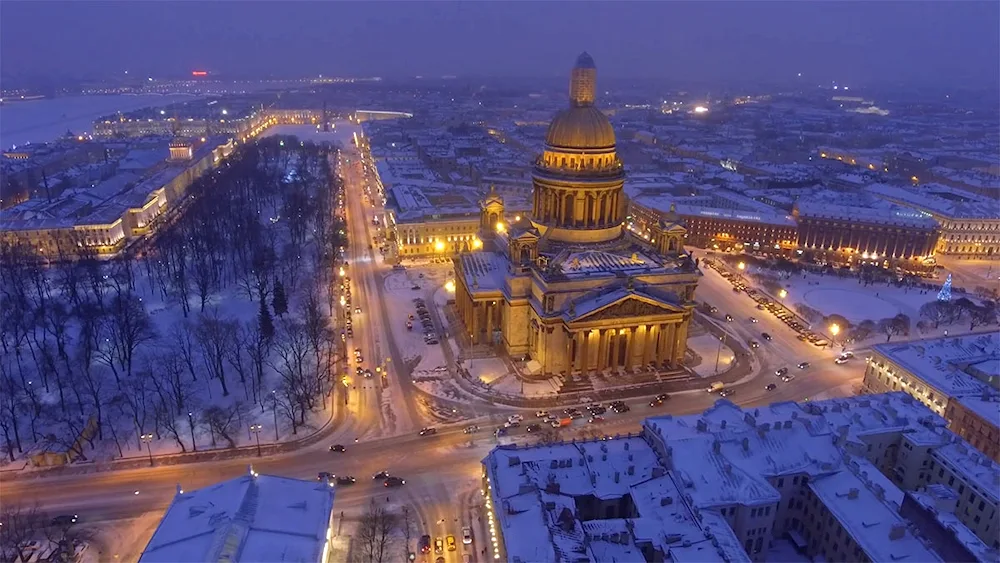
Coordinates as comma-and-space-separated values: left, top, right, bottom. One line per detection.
793, 202, 939, 262
453, 54, 699, 376
629, 198, 798, 252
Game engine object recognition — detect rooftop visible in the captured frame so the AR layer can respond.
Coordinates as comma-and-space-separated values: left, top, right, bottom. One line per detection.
868, 183, 1000, 220
873, 332, 999, 397
139, 471, 334, 563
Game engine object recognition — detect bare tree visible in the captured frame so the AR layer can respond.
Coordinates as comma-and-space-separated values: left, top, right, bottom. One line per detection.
95, 292, 156, 387
194, 310, 238, 397
0, 502, 49, 563
355, 500, 399, 563
201, 403, 246, 449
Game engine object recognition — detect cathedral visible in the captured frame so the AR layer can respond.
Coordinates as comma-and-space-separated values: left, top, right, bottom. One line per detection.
453, 53, 700, 377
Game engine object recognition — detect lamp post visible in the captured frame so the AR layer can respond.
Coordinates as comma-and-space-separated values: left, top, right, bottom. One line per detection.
187, 412, 197, 452
140, 433, 154, 467
737, 261, 746, 284
714, 333, 726, 374
779, 288, 787, 299
249, 424, 263, 457
271, 390, 279, 441
830, 323, 840, 348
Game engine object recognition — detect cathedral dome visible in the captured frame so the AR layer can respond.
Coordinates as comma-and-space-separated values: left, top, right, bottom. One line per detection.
544, 106, 616, 151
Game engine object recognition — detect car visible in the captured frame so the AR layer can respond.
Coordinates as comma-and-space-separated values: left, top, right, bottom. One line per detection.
462, 526, 473, 545
504, 420, 520, 428
447, 535, 457, 551
781, 373, 795, 382
649, 399, 664, 407
51, 514, 79, 528
835, 357, 849, 365
841, 351, 855, 358
765, 383, 777, 391
719, 388, 736, 398
732, 287, 741, 293
775, 367, 788, 376
356, 355, 364, 364
796, 334, 809, 341
373, 470, 390, 480
495, 427, 509, 437
545, 413, 559, 421
434, 537, 444, 554
813, 339, 829, 347
384, 476, 406, 487
550, 420, 564, 428
463, 425, 480, 434
425, 339, 439, 345
329, 444, 346, 453
568, 411, 584, 420
709, 306, 719, 313
797, 362, 810, 369
363, 369, 373, 378
526, 423, 542, 433
655, 393, 671, 402
749, 317, 759, 323
756, 303, 765, 310
420, 535, 432, 554
749, 340, 760, 349
318, 471, 334, 481
536, 410, 550, 418
508, 414, 524, 423
356, 367, 364, 376
761, 333, 772, 341
419, 427, 437, 436
336, 475, 357, 485
611, 403, 630, 413
588, 405, 607, 415
725, 314, 734, 322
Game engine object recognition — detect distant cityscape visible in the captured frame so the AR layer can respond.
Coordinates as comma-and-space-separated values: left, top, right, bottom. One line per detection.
1, 41, 998, 563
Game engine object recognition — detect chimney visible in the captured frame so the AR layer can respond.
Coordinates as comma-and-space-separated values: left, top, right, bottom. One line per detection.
741, 437, 750, 452
614, 472, 620, 483
720, 420, 727, 429
713, 440, 721, 453
660, 496, 673, 506
889, 523, 906, 541
627, 465, 635, 476
697, 419, 707, 432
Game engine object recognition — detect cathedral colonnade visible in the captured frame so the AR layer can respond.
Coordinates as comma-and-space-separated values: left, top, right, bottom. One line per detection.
532, 186, 623, 229
565, 321, 687, 372
455, 284, 503, 345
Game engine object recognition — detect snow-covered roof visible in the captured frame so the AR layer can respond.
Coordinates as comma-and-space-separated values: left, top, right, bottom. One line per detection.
139, 472, 335, 563
868, 183, 1000, 220
908, 486, 998, 562
872, 332, 998, 398
456, 251, 508, 293
809, 470, 941, 562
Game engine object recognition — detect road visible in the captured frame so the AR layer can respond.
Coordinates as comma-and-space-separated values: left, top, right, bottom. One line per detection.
0, 145, 866, 562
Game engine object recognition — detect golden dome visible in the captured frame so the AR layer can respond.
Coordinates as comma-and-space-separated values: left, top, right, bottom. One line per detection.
544, 106, 616, 151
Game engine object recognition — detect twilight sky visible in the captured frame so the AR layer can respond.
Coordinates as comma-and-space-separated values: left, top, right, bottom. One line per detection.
2, 1, 998, 88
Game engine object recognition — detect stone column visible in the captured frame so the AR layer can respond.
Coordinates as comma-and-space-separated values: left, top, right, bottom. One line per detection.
664, 323, 676, 368
623, 328, 634, 369
673, 318, 689, 366
486, 303, 494, 342
579, 331, 590, 371
641, 325, 655, 367
596, 329, 607, 371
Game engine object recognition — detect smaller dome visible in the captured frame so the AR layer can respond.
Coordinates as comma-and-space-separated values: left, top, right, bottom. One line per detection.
545, 106, 615, 150
575, 52, 596, 69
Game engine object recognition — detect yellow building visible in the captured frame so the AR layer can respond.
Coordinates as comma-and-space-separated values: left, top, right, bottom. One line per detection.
453, 53, 700, 377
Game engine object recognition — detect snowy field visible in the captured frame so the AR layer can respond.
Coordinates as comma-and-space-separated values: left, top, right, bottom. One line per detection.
686, 333, 735, 377
778, 272, 935, 323
260, 122, 360, 147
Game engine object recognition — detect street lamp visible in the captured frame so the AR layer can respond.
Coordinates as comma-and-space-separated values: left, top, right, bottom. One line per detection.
830, 323, 840, 347
187, 412, 197, 452
779, 288, 787, 299
249, 424, 263, 457
737, 261, 745, 271
140, 433, 154, 467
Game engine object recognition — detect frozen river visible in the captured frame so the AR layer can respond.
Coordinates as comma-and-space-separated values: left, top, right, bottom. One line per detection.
0, 93, 198, 149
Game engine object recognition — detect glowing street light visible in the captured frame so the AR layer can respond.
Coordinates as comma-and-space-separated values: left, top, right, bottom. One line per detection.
445, 280, 456, 293
495, 222, 506, 233
737, 262, 745, 271
471, 237, 483, 250
830, 323, 840, 337
434, 240, 446, 252
249, 424, 263, 457
140, 433, 154, 467
339, 267, 346, 277
779, 289, 787, 299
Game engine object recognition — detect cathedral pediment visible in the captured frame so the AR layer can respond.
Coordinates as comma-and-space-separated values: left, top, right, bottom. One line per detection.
571, 294, 683, 322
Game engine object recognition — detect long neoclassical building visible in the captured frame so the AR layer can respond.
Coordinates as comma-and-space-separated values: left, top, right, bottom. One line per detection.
453, 53, 700, 377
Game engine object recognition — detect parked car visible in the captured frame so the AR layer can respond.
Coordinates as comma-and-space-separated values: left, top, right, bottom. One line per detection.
420, 535, 432, 554
526, 423, 542, 433
446, 536, 457, 551
536, 410, 550, 418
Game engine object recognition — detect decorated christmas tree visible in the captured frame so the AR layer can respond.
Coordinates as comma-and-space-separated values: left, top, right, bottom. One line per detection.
937, 274, 952, 302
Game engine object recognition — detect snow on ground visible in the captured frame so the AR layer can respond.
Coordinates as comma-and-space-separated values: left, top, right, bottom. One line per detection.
490, 374, 560, 397
807, 378, 862, 402
465, 357, 507, 384
778, 271, 940, 323
686, 333, 735, 378
260, 122, 361, 147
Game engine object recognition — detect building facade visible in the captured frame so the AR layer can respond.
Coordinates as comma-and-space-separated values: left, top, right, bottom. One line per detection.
793, 201, 939, 262
453, 54, 699, 376
862, 333, 1000, 464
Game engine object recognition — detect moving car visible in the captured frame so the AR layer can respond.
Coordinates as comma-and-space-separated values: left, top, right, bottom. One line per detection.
725, 314, 734, 322
462, 527, 473, 545
655, 393, 671, 402
749, 317, 759, 323
336, 475, 357, 485
329, 444, 346, 453
373, 470, 391, 480
463, 425, 480, 434
434, 537, 444, 554
775, 367, 788, 377
781, 373, 795, 382
707, 381, 724, 393
318, 471, 334, 481
446, 535, 457, 551
719, 388, 736, 398
384, 476, 406, 487
419, 427, 437, 436
765, 383, 777, 391
649, 399, 664, 408
420, 535, 432, 554
749, 340, 760, 349
835, 357, 850, 365
536, 410, 550, 418
761, 333, 772, 341
508, 414, 524, 423
797, 362, 810, 369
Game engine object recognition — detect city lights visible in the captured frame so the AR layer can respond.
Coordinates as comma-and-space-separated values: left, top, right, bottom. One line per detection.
434, 240, 446, 252
445, 280, 456, 293
694, 106, 709, 113
779, 289, 787, 299
737, 262, 745, 271
495, 222, 506, 233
